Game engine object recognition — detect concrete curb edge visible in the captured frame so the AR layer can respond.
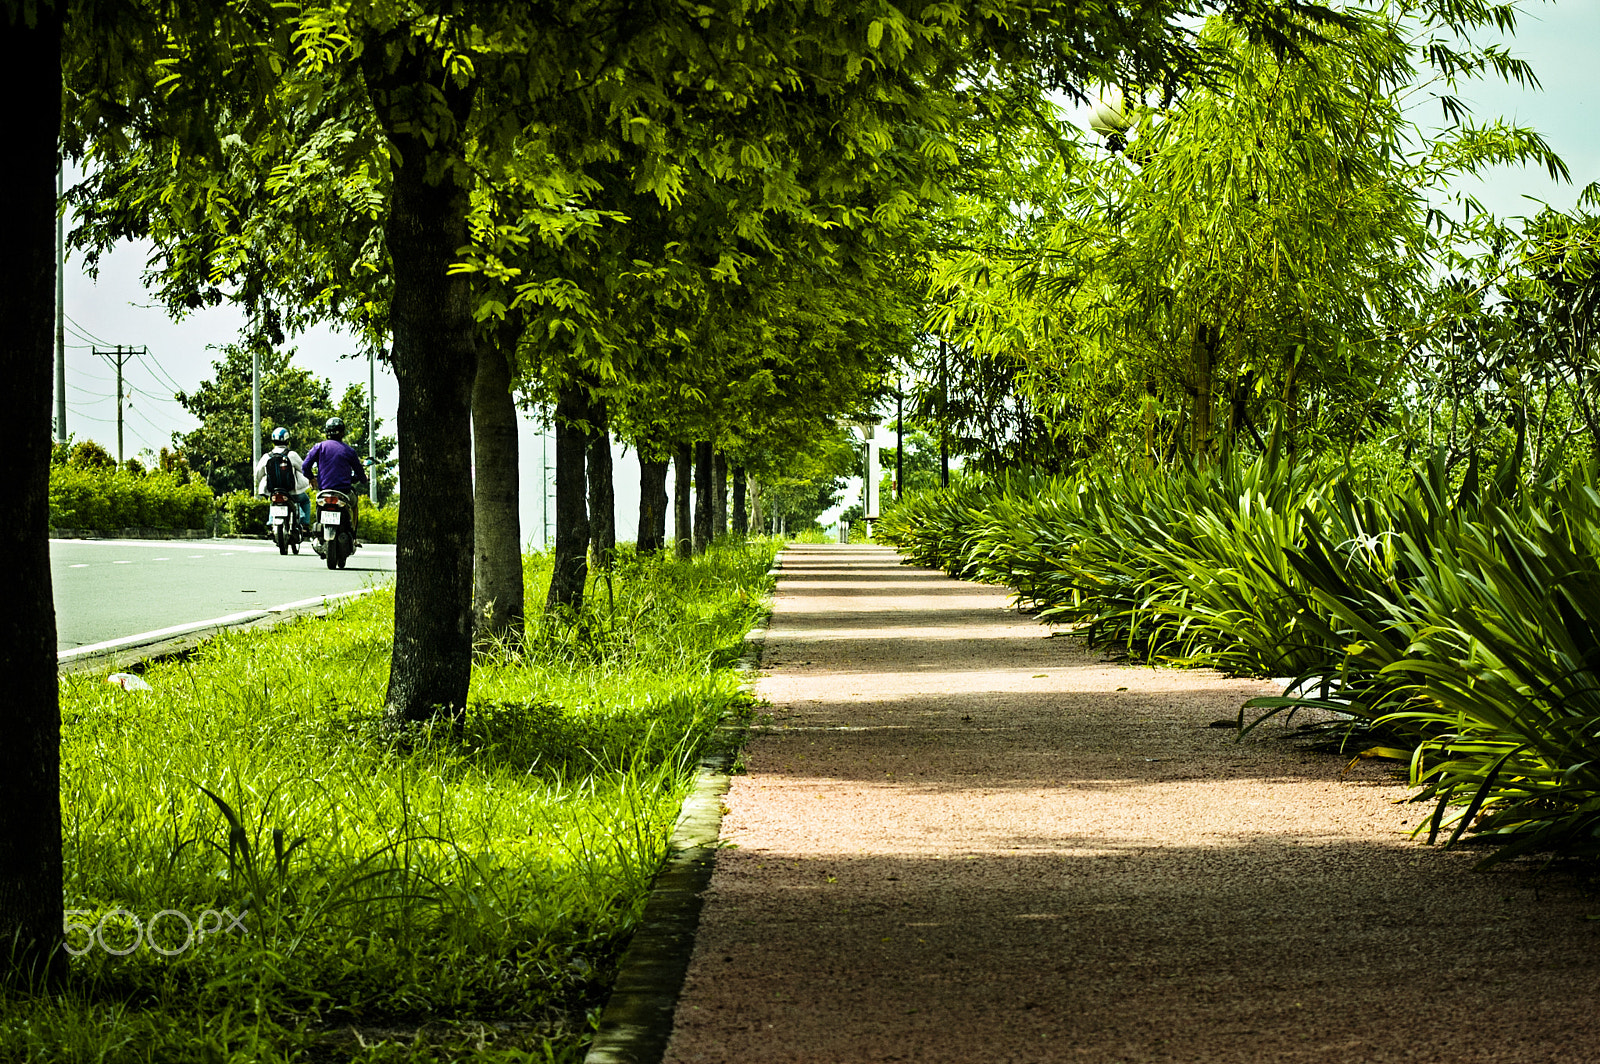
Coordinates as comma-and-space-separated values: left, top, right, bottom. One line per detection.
57, 588, 380, 675
582, 549, 782, 1064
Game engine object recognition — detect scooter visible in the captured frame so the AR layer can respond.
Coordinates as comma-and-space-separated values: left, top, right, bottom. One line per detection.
314, 488, 360, 570
266, 490, 303, 556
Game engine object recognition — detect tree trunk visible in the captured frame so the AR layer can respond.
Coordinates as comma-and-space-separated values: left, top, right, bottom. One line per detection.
693, 440, 713, 554
547, 383, 591, 613
731, 464, 748, 535
1143, 377, 1158, 470
0, 5, 64, 987
637, 456, 670, 554
750, 476, 764, 534
472, 319, 523, 645
712, 451, 728, 538
587, 397, 615, 572
367, 43, 478, 726
1191, 321, 1217, 459
674, 443, 693, 560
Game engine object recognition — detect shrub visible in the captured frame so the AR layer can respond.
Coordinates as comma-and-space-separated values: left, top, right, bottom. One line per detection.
360, 500, 398, 543
218, 490, 269, 537
66, 439, 116, 470
49, 467, 212, 532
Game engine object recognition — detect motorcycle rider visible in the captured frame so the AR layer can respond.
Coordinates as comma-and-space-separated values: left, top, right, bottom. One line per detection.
253, 427, 312, 531
302, 417, 368, 545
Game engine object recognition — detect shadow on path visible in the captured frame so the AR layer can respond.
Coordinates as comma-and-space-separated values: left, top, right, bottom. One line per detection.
665, 545, 1600, 1064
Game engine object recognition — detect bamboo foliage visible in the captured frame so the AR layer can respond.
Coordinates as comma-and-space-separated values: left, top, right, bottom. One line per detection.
924, 10, 1566, 464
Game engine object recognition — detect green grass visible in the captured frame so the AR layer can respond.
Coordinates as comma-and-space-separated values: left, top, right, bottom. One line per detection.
9, 538, 777, 1063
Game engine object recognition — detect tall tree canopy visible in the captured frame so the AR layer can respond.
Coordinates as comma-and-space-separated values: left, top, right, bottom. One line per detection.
63, 0, 1290, 722
923, 3, 1566, 468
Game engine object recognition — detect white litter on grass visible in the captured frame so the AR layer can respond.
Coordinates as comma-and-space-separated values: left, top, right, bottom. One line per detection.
105, 673, 152, 692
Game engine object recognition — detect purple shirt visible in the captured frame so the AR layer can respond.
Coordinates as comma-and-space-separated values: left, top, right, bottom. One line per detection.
303, 440, 364, 494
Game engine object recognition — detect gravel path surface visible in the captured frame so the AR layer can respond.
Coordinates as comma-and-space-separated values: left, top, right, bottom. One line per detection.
663, 544, 1599, 1064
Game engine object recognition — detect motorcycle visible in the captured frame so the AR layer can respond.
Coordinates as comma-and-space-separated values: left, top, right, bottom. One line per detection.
266, 490, 303, 555
315, 488, 360, 570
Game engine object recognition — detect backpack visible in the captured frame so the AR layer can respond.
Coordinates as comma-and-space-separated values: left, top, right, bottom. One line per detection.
264, 451, 297, 493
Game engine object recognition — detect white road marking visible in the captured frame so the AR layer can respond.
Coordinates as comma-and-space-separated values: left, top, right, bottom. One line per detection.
114, 560, 132, 564
69, 564, 88, 568
51, 538, 396, 556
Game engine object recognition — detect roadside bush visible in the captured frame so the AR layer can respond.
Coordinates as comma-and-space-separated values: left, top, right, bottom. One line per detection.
66, 439, 117, 470
360, 500, 398, 543
49, 466, 212, 531
217, 490, 269, 536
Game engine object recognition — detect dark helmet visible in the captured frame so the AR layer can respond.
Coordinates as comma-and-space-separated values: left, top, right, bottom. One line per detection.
324, 417, 346, 440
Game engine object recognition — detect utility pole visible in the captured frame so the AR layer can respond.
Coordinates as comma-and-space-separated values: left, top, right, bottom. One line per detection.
93, 345, 142, 464
55, 166, 65, 445
368, 347, 379, 504
251, 343, 261, 473
540, 419, 550, 550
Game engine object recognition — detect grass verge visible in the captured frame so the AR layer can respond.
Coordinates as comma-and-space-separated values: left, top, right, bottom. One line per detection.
11, 538, 777, 1063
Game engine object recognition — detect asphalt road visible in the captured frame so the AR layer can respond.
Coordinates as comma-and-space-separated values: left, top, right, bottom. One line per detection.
51, 537, 397, 654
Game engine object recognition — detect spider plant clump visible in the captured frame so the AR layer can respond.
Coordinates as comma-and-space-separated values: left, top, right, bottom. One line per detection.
18, 538, 776, 1064
879, 445, 1600, 867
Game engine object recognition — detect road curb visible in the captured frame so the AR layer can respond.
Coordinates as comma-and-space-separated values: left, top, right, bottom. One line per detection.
57, 588, 380, 675
51, 527, 213, 540
582, 552, 780, 1064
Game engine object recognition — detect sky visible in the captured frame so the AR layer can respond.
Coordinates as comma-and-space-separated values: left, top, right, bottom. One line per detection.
1436, 0, 1600, 218
55, 2, 1599, 541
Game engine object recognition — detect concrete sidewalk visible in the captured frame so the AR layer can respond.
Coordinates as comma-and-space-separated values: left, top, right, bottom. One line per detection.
663, 544, 1599, 1063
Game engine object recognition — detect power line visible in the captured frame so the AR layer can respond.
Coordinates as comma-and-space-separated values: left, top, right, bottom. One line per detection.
130, 383, 181, 405
65, 324, 106, 347
65, 314, 111, 348
136, 350, 187, 395
127, 404, 171, 444
68, 366, 114, 384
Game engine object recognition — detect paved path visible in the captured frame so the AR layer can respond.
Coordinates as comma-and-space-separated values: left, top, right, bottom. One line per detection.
664, 544, 1599, 1063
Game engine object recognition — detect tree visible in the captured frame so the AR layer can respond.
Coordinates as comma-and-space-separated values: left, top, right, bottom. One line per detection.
928, 7, 1567, 467
1414, 198, 1600, 476
748, 427, 859, 534
880, 425, 945, 497
545, 382, 592, 614
472, 317, 524, 643
1, 0, 63, 987
66, 0, 1363, 729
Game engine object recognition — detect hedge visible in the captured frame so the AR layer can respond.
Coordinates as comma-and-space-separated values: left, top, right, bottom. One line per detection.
49, 467, 213, 532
